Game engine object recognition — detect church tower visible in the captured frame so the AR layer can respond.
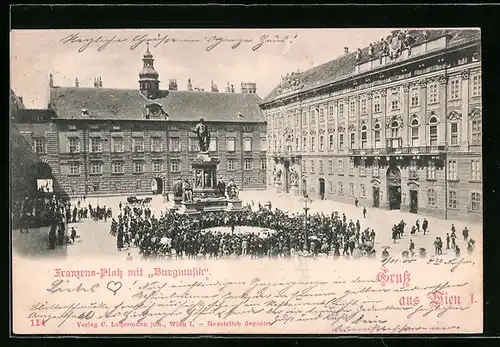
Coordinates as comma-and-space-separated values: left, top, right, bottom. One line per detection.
138, 43, 160, 99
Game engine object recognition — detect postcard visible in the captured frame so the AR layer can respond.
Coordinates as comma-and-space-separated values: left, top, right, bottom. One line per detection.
10, 28, 483, 335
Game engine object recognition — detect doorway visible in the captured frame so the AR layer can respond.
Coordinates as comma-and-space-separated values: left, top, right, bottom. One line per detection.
409, 190, 418, 214
151, 177, 163, 195
319, 178, 325, 200
386, 166, 402, 210
373, 187, 380, 207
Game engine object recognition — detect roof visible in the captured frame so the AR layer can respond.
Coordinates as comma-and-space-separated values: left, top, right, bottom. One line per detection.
262, 29, 481, 103
49, 87, 265, 123
10, 89, 25, 111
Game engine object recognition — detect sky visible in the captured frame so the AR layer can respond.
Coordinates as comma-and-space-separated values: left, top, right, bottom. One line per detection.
10, 28, 395, 108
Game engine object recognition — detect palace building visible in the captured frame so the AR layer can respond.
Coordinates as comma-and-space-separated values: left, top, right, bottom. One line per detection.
11, 46, 267, 198
260, 29, 482, 222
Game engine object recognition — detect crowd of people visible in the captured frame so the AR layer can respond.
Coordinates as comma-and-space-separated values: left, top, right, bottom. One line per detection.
108, 200, 476, 261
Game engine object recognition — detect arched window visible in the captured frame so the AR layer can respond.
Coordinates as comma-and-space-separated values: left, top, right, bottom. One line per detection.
390, 121, 400, 148
361, 124, 368, 149
429, 116, 438, 146
374, 123, 381, 148
411, 118, 419, 147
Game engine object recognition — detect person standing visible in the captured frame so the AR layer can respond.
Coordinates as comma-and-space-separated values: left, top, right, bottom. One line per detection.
363, 207, 367, 218
416, 219, 420, 233
446, 233, 450, 250
409, 239, 415, 255
354, 198, 359, 207
455, 245, 461, 258
70, 227, 77, 243
422, 218, 428, 235
463, 227, 469, 241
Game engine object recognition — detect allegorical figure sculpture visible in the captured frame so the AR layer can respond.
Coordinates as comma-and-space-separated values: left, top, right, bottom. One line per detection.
182, 179, 193, 202
193, 118, 210, 152
173, 178, 183, 198
289, 166, 299, 186
226, 178, 239, 200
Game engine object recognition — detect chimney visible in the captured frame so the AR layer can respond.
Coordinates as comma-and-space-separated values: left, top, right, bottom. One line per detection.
187, 79, 193, 91
230, 84, 235, 93
211, 80, 219, 92
241, 82, 257, 94
169, 79, 178, 91
225, 82, 231, 93
49, 73, 54, 88
75, 78, 79, 87
344, 47, 349, 54
94, 78, 98, 88
98, 77, 103, 88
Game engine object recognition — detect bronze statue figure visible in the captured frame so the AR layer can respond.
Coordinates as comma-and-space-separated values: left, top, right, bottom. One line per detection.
193, 118, 210, 152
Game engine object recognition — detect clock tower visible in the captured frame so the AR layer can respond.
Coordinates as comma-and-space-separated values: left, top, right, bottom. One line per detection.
139, 43, 160, 99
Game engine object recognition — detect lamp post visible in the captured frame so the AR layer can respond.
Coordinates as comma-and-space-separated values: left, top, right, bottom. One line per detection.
301, 194, 313, 252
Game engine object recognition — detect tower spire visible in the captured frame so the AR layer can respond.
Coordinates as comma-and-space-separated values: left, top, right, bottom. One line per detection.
139, 44, 160, 98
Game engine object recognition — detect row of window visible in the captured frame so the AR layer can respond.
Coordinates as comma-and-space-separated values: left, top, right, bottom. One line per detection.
67, 158, 268, 175
270, 74, 482, 127
270, 118, 481, 153
301, 158, 481, 182
320, 181, 481, 212
69, 124, 261, 133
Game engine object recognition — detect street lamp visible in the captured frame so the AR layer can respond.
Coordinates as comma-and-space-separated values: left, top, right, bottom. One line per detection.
301, 194, 313, 252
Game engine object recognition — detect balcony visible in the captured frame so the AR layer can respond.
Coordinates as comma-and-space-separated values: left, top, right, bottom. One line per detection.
350, 144, 446, 158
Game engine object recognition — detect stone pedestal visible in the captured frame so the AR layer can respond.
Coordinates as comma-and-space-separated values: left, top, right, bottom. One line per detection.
169, 197, 183, 211
226, 199, 243, 211
178, 201, 200, 215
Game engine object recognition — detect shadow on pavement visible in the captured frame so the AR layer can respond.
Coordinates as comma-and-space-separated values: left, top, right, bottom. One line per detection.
11, 226, 67, 259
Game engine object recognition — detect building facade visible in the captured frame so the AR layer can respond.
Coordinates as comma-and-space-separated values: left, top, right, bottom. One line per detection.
11, 47, 267, 198
260, 29, 482, 222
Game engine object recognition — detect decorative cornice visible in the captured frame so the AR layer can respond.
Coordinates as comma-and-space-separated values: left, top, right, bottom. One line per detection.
403, 83, 410, 92
461, 69, 470, 80
318, 128, 325, 134
337, 125, 345, 132
439, 75, 448, 85
469, 107, 481, 119
380, 89, 387, 97
366, 92, 373, 100
419, 79, 428, 88
348, 124, 356, 132
447, 110, 462, 121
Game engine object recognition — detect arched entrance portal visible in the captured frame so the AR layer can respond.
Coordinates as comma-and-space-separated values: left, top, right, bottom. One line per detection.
151, 177, 163, 195
318, 178, 325, 200
386, 166, 402, 210
32, 162, 53, 195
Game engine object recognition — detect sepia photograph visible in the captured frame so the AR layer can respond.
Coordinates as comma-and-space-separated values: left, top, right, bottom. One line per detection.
10, 27, 483, 335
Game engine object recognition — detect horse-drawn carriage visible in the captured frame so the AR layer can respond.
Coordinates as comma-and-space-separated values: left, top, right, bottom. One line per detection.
126, 196, 152, 206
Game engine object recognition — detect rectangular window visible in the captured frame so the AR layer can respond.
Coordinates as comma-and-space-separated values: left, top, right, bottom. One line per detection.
136, 181, 142, 190
170, 137, 181, 152
359, 159, 366, 176
151, 137, 162, 152
361, 98, 367, 114
243, 125, 252, 132
470, 192, 481, 211
428, 83, 438, 104
310, 110, 316, 125
69, 162, 80, 175
93, 182, 100, 193
170, 160, 180, 172
244, 159, 252, 170
338, 181, 344, 195
411, 87, 419, 106
360, 183, 366, 198
448, 190, 458, 209
472, 74, 481, 97
244, 177, 251, 186
349, 182, 355, 196
361, 130, 367, 149
310, 136, 315, 152
244, 137, 252, 152
338, 159, 344, 175
372, 160, 379, 177
112, 161, 124, 174
348, 158, 354, 176
295, 137, 299, 151
302, 112, 307, 125
427, 160, 436, 180
471, 120, 482, 145
34, 138, 45, 154
134, 161, 144, 173
409, 160, 418, 180
450, 123, 459, 145
90, 137, 102, 153
112, 137, 123, 152
90, 161, 102, 175
328, 105, 334, 119
133, 138, 144, 152
374, 129, 381, 148
152, 160, 163, 173
260, 159, 267, 170
189, 138, 200, 152
329, 181, 333, 194
69, 138, 80, 153
260, 138, 267, 151
319, 135, 324, 151
350, 100, 356, 117
339, 133, 344, 149
430, 125, 438, 146
319, 107, 325, 122
448, 160, 458, 181
227, 159, 236, 171
373, 95, 381, 113
350, 133, 355, 149
450, 79, 461, 100
338, 104, 344, 118
411, 127, 419, 147
226, 138, 236, 152
329, 134, 334, 150
328, 159, 334, 174
302, 160, 306, 173
319, 160, 324, 174
303, 137, 307, 151
428, 188, 437, 207
470, 159, 481, 181
310, 160, 316, 173
209, 138, 218, 152
391, 91, 400, 110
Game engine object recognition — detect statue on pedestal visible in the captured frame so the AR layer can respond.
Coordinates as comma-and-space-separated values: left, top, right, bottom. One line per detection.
227, 178, 239, 199
182, 179, 193, 202
217, 178, 226, 197
195, 170, 203, 188
173, 178, 183, 198
193, 118, 210, 152
289, 166, 299, 186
